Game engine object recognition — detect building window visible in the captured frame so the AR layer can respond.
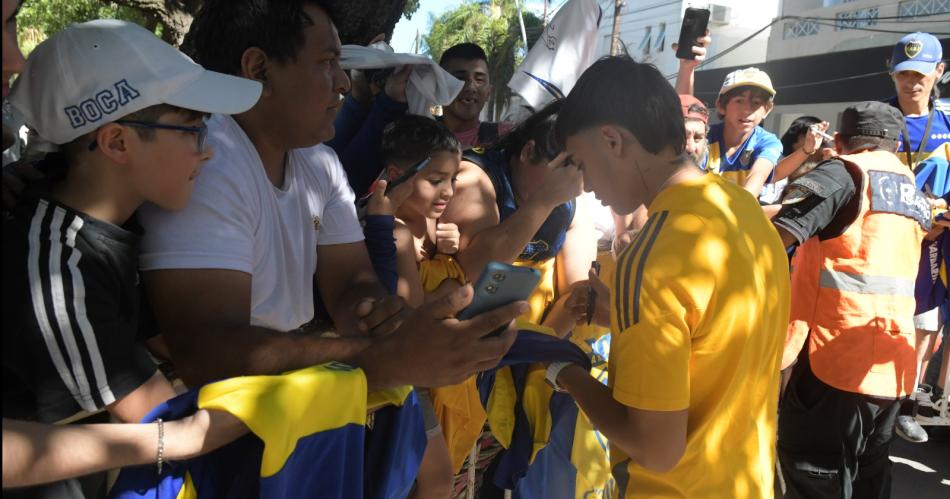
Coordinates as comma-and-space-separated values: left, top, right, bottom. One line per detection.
783, 19, 820, 39
656, 23, 666, 52
898, 0, 950, 18
823, 0, 857, 6
835, 6, 879, 30
639, 26, 652, 54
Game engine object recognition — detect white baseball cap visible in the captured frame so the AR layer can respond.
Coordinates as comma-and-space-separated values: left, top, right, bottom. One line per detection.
9, 20, 262, 145
718, 67, 776, 97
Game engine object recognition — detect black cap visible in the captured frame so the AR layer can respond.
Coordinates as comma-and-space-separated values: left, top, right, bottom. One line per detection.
839, 101, 903, 140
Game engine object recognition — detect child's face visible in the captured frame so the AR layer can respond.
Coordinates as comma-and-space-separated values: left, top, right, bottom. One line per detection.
130, 112, 212, 211
400, 150, 460, 220
717, 88, 772, 136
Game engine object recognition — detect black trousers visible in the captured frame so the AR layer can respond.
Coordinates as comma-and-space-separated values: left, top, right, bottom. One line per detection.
777, 353, 902, 499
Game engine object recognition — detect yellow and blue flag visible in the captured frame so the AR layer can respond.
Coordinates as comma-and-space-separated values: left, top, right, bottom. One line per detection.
109, 363, 426, 499
477, 329, 612, 498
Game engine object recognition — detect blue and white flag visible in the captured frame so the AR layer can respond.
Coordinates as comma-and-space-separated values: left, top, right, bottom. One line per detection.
507, 0, 603, 109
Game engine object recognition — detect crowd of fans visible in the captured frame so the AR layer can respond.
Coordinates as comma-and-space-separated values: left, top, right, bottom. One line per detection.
1, 1, 948, 498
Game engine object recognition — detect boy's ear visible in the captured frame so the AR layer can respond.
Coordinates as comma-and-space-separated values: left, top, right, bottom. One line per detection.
94, 123, 131, 164
762, 100, 775, 118
241, 47, 270, 92
519, 139, 536, 165
715, 96, 726, 115
599, 125, 626, 158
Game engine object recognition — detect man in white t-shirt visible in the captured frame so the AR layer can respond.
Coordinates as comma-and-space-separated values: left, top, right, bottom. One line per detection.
138, 0, 522, 390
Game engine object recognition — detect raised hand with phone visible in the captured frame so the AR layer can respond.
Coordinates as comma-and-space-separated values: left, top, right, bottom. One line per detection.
673, 8, 712, 97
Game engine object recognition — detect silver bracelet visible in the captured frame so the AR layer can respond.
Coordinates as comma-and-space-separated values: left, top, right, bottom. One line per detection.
156, 418, 165, 474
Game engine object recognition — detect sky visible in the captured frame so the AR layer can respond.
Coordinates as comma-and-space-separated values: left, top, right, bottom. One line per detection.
390, 0, 552, 54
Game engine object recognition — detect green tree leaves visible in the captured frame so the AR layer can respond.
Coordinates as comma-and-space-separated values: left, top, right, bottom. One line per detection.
424, 1, 541, 120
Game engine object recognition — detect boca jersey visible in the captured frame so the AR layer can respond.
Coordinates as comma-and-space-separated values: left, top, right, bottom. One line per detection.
108, 363, 425, 499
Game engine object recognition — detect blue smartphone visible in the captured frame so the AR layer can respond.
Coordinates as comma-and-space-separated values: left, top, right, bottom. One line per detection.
457, 261, 541, 336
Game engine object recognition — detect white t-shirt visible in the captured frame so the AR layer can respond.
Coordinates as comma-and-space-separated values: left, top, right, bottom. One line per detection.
579, 191, 615, 243
138, 114, 364, 332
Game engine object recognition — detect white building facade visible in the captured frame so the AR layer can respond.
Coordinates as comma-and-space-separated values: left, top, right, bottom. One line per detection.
593, 0, 782, 78
761, 0, 950, 134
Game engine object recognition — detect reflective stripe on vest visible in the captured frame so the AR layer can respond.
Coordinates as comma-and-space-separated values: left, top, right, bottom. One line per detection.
818, 270, 916, 297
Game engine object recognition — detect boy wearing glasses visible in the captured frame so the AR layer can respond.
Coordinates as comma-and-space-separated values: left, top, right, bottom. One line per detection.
2, 18, 260, 477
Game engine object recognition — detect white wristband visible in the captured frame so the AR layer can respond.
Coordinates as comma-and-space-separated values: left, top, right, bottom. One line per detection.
546, 362, 574, 393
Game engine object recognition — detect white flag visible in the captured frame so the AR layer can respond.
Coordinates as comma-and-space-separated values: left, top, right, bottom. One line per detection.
508, 0, 603, 109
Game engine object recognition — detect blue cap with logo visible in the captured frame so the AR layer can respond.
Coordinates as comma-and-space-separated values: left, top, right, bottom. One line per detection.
891, 32, 943, 74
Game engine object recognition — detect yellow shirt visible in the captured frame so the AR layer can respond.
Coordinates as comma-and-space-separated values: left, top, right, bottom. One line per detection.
608, 173, 790, 499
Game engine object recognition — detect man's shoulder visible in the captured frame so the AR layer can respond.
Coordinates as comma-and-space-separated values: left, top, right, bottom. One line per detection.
787, 158, 855, 199
291, 144, 351, 194
295, 143, 342, 167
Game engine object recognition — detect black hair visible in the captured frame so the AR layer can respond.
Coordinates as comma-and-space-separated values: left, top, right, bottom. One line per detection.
494, 99, 562, 164
439, 43, 489, 67
182, 0, 335, 77
838, 135, 899, 154
555, 55, 685, 155
381, 115, 460, 170
780, 116, 823, 157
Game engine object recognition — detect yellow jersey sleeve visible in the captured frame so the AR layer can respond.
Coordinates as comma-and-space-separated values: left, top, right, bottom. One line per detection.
609, 210, 715, 412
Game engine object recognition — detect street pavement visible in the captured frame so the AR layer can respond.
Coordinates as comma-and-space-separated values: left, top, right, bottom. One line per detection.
891, 425, 950, 497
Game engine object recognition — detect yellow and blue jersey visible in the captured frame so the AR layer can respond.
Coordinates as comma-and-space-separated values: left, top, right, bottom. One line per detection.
914, 144, 950, 315
475, 326, 613, 499
109, 363, 425, 499
703, 123, 782, 186
886, 96, 950, 168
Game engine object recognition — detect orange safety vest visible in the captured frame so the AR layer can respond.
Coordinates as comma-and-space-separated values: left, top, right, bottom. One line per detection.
782, 150, 931, 398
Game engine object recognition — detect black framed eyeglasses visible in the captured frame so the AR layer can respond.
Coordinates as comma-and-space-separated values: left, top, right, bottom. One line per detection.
87, 119, 208, 153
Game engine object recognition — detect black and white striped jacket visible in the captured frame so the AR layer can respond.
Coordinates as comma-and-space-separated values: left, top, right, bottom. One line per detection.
3, 196, 157, 423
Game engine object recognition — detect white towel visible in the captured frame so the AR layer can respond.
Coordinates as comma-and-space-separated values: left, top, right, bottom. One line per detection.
508, 0, 603, 109
340, 42, 464, 116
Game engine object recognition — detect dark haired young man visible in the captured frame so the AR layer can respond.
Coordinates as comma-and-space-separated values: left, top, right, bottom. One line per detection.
329, 42, 511, 196
436, 43, 512, 149
550, 55, 790, 498
138, 0, 523, 396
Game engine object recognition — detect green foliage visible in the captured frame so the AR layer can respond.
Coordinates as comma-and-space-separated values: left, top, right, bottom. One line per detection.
424, 1, 542, 120
16, 0, 153, 55
402, 0, 420, 20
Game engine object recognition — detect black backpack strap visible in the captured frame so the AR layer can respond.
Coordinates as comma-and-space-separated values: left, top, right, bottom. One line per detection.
477, 121, 501, 147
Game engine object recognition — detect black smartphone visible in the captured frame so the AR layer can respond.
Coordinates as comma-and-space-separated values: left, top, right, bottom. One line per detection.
356, 156, 431, 209
675, 8, 710, 60
586, 260, 601, 326
457, 261, 541, 337
386, 156, 431, 191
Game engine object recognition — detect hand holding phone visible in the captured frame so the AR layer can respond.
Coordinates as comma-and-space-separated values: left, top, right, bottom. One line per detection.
676, 8, 711, 61
457, 261, 541, 337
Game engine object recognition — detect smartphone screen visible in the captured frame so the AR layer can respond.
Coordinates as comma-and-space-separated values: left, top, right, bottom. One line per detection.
676, 8, 710, 60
